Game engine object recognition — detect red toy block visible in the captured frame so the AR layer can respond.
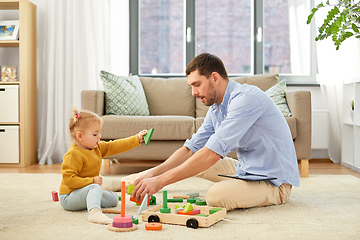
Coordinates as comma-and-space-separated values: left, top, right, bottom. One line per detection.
52, 191, 59, 202
177, 208, 201, 215
177, 210, 193, 215
130, 196, 151, 206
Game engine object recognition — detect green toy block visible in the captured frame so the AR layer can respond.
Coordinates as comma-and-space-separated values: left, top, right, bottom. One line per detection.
127, 184, 135, 195
175, 205, 183, 209
209, 208, 223, 214
195, 199, 207, 206
196, 214, 209, 217
167, 198, 183, 202
143, 128, 154, 146
149, 195, 156, 205
187, 197, 200, 203
183, 203, 194, 212
132, 218, 139, 224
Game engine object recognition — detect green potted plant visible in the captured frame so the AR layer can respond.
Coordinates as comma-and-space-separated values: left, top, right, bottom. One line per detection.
307, 0, 360, 50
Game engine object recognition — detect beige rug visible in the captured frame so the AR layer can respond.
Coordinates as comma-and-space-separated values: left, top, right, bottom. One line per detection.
0, 173, 359, 240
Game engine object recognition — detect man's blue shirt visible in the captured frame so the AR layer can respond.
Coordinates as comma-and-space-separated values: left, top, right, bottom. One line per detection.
184, 79, 300, 187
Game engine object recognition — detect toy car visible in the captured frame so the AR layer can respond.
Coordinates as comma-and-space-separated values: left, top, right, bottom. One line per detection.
142, 203, 226, 229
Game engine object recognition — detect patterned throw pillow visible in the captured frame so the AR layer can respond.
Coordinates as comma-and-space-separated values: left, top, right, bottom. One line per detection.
100, 71, 150, 116
265, 79, 292, 117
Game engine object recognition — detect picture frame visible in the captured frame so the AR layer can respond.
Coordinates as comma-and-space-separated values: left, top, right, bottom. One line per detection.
1, 66, 17, 82
0, 20, 20, 41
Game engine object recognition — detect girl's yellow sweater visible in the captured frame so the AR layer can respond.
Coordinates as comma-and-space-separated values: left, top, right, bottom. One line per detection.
59, 135, 140, 194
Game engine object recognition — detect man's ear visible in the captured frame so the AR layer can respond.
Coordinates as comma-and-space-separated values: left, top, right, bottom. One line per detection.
75, 131, 82, 141
212, 72, 221, 84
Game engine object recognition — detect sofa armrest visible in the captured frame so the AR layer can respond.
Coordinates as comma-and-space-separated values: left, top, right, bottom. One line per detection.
81, 90, 105, 116
285, 90, 311, 160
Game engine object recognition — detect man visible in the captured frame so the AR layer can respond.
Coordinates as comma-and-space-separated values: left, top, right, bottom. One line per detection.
129, 53, 299, 210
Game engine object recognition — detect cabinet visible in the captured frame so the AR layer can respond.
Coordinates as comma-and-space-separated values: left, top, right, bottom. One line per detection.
341, 79, 360, 173
0, 0, 37, 167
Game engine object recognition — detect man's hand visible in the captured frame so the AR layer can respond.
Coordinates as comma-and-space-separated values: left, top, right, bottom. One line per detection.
93, 175, 103, 186
131, 176, 164, 202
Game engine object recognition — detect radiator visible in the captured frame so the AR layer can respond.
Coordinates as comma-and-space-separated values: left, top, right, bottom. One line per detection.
311, 110, 329, 149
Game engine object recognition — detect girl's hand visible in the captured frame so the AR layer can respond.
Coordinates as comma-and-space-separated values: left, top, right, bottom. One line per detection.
93, 175, 103, 186
138, 129, 148, 143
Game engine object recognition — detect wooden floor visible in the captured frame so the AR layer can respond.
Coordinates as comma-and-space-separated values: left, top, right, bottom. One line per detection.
0, 159, 359, 178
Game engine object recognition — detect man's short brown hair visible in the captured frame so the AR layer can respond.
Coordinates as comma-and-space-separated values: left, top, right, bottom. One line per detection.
186, 53, 228, 80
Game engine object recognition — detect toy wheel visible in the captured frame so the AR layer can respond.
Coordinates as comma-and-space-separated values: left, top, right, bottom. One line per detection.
148, 214, 160, 223
186, 218, 198, 229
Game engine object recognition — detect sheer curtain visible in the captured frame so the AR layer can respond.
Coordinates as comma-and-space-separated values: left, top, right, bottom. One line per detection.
38, 0, 111, 164
315, 2, 360, 163
288, 0, 310, 75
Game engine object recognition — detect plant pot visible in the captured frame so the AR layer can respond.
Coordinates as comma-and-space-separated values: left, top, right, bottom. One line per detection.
350, 110, 354, 122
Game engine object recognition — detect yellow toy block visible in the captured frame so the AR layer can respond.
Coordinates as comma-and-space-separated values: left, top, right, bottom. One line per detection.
127, 184, 135, 195
183, 203, 193, 212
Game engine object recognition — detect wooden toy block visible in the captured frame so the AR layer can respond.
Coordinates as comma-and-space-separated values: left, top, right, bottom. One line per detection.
187, 197, 200, 203
142, 203, 227, 229
130, 196, 151, 206
137, 193, 148, 215
195, 199, 207, 206
192, 209, 201, 215
150, 195, 156, 205
186, 192, 199, 198
52, 191, 59, 202
209, 208, 223, 214
127, 184, 135, 195
177, 208, 200, 216
113, 215, 132, 224
145, 222, 162, 231
173, 195, 191, 199
132, 218, 139, 224
175, 205, 184, 209
175, 207, 184, 214
144, 128, 154, 146
102, 208, 121, 214
183, 203, 194, 212
118, 195, 121, 201
167, 198, 183, 202
177, 210, 193, 215
160, 190, 171, 213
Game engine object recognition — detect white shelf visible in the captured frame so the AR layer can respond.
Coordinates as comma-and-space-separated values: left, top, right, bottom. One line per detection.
0, 0, 37, 167
341, 80, 360, 173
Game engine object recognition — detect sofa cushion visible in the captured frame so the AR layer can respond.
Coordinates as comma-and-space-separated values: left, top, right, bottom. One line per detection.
265, 79, 292, 117
100, 115, 196, 140
100, 71, 150, 116
232, 74, 279, 91
140, 77, 195, 117
195, 117, 205, 132
196, 74, 279, 118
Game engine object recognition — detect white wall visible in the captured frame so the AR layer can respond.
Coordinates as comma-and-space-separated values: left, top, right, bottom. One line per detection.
287, 86, 328, 111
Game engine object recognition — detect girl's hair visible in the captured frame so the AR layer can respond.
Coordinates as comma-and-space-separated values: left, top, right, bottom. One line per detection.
69, 107, 103, 141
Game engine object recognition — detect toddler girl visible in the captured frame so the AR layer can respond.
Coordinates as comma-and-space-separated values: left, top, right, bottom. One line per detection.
59, 108, 147, 224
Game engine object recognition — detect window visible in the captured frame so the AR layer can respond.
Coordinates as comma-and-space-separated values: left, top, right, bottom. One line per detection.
130, 0, 317, 84
138, 0, 184, 75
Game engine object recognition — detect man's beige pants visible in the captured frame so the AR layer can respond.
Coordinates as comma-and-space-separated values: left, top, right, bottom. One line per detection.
119, 157, 292, 210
